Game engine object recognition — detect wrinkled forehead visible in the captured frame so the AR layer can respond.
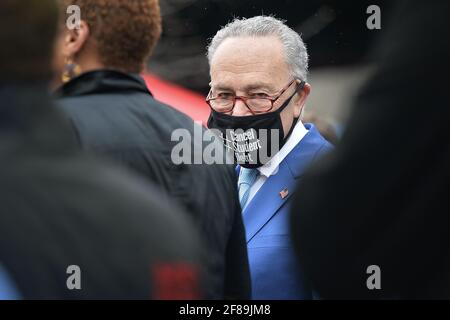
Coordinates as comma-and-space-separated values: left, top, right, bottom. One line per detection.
209, 36, 291, 91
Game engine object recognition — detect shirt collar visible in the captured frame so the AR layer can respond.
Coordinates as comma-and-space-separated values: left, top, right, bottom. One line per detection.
257, 120, 308, 178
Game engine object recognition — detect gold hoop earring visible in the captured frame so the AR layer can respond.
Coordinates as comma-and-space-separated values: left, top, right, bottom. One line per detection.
62, 58, 82, 83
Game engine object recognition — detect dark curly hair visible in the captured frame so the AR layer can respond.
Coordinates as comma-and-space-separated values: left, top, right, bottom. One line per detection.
61, 0, 162, 73
0, 0, 59, 81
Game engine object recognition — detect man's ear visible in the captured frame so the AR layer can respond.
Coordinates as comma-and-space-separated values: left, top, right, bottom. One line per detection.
62, 20, 90, 59
293, 82, 311, 118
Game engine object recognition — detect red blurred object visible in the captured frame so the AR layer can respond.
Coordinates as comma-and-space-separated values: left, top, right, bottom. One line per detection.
152, 263, 200, 300
142, 73, 210, 126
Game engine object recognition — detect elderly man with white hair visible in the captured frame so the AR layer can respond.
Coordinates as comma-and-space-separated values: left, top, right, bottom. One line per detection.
206, 16, 333, 299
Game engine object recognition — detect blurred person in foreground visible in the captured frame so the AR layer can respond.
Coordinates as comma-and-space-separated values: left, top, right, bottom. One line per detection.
206, 16, 333, 299
0, 0, 202, 299
53, 0, 250, 299
291, 0, 450, 299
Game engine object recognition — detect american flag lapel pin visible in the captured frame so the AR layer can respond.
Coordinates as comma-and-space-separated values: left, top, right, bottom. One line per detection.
279, 188, 289, 199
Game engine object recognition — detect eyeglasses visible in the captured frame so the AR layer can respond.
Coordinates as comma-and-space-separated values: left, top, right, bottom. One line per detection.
206, 79, 303, 115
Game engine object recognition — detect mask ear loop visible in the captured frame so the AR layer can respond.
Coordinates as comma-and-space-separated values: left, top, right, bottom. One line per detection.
293, 80, 306, 119
283, 80, 306, 140
297, 80, 306, 92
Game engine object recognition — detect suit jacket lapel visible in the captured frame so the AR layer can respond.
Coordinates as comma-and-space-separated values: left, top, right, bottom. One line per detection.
243, 160, 297, 243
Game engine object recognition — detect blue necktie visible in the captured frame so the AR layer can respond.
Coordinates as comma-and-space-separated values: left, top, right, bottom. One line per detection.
238, 168, 259, 209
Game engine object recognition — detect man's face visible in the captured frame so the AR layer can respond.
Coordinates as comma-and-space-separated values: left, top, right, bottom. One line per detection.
210, 36, 309, 138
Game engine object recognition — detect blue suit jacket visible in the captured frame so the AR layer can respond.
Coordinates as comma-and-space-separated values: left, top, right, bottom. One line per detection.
239, 123, 333, 299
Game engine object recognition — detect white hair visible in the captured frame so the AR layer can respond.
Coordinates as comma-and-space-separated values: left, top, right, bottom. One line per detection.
207, 16, 309, 81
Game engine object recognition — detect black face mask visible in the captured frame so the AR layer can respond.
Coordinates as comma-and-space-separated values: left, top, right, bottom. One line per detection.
207, 81, 304, 169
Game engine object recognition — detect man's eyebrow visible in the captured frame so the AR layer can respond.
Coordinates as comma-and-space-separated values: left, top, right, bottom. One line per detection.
212, 82, 276, 92
243, 82, 276, 92
212, 84, 234, 91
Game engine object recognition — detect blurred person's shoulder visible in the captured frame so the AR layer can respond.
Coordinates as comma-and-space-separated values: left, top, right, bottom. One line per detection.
54, 71, 206, 148
0, 131, 194, 241
0, 135, 203, 298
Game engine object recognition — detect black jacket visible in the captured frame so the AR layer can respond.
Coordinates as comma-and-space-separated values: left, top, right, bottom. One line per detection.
0, 84, 202, 299
291, 0, 450, 299
54, 70, 251, 299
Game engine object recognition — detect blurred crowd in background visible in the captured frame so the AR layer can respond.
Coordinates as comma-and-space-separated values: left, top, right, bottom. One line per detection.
150, 0, 394, 142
